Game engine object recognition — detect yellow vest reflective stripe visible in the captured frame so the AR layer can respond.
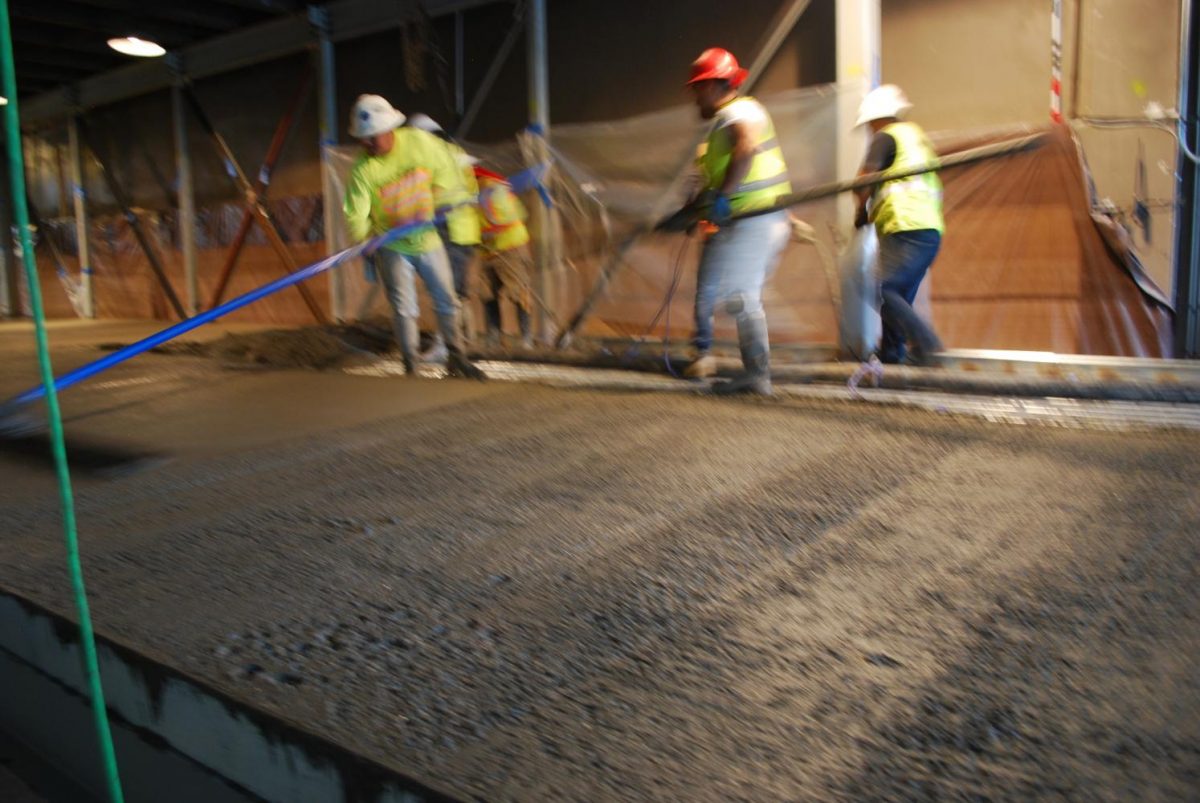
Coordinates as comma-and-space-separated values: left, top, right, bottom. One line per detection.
444, 144, 483, 245
699, 97, 792, 214
871, 121, 945, 236
478, 181, 530, 252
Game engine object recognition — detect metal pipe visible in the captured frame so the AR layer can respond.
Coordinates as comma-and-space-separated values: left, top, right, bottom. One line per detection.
455, 0, 525, 139
67, 116, 94, 318
170, 82, 199, 317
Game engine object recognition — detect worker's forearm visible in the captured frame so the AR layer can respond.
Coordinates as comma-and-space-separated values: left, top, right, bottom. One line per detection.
719, 153, 753, 196
345, 215, 371, 243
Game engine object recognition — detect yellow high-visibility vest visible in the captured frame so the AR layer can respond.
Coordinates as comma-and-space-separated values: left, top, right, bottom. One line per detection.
871, 121, 945, 236
698, 96, 791, 214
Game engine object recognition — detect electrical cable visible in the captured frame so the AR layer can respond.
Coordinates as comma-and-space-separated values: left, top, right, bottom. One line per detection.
621, 233, 692, 377
0, 4, 125, 801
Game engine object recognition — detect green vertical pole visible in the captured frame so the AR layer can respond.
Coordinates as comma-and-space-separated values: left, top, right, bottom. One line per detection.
0, 4, 125, 802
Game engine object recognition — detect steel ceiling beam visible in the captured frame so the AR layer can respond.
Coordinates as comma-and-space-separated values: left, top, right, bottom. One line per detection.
12, 46, 117, 72
10, 21, 124, 56
208, 0, 300, 11
20, 0, 510, 124
7, 0, 205, 44
66, 0, 250, 30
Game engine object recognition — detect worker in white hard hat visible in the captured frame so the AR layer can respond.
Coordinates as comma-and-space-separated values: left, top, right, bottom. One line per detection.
405, 113, 482, 361
853, 84, 944, 366
343, 95, 485, 379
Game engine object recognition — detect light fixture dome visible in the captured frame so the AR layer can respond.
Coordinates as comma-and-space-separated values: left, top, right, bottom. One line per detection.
107, 36, 166, 58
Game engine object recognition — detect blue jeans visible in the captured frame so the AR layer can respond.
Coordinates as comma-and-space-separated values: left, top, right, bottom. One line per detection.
437, 222, 477, 300
877, 229, 942, 364
375, 246, 461, 320
692, 211, 790, 352
445, 243, 476, 299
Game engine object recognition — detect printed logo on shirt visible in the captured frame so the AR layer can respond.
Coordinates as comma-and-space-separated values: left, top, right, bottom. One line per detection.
379, 169, 434, 227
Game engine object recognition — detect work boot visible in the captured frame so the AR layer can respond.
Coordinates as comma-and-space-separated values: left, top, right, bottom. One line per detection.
907, 330, 944, 367
419, 333, 449, 364
438, 312, 488, 380
712, 312, 771, 396
683, 352, 716, 379
393, 316, 420, 375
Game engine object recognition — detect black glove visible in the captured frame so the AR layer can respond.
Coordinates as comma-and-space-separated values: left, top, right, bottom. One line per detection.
657, 204, 700, 232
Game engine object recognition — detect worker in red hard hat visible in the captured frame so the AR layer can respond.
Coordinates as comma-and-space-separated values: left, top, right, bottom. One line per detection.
675, 47, 792, 395
473, 165, 536, 349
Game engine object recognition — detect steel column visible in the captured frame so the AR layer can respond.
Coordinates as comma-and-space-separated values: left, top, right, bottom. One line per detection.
77, 116, 187, 319
0, 134, 17, 316
835, 0, 881, 359
170, 81, 199, 317
312, 5, 344, 321
67, 116, 94, 318
526, 0, 553, 342
1173, 0, 1199, 357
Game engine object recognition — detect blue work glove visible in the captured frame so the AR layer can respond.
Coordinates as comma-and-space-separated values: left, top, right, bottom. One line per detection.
709, 193, 732, 226
362, 253, 378, 283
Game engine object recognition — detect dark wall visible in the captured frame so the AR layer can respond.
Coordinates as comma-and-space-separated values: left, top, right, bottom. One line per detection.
26, 0, 836, 211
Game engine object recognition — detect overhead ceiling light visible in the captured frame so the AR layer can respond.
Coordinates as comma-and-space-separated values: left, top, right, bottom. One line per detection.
107, 36, 166, 58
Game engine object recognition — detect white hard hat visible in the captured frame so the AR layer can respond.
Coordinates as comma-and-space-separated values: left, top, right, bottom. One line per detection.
406, 113, 443, 134
855, 84, 913, 127
349, 94, 406, 138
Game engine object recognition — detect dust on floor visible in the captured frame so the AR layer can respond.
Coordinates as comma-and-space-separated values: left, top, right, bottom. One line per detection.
1, 368, 1196, 801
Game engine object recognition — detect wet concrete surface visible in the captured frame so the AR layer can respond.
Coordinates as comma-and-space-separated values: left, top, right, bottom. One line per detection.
0, 321, 1198, 800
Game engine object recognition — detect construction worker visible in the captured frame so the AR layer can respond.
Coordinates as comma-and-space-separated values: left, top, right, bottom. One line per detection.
342, 95, 485, 379
406, 113, 482, 362
853, 84, 944, 366
474, 166, 535, 349
679, 47, 792, 394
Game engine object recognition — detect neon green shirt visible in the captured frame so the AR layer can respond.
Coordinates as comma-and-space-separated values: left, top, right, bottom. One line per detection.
342, 127, 470, 255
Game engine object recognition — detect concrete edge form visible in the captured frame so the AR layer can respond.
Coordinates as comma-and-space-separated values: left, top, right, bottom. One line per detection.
0, 593, 460, 803
345, 358, 1200, 431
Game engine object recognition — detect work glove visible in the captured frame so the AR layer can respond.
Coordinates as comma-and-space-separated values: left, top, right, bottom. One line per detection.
708, 193, 732, 227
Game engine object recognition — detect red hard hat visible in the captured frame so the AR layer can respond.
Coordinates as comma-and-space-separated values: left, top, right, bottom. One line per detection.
687, 48, 748, 88
473, 166, 506, 183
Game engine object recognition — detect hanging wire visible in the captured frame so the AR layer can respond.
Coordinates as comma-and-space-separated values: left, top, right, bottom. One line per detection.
1075, 115, 1200, 166
0, 3, 125, 802
621, 233, 692, 377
